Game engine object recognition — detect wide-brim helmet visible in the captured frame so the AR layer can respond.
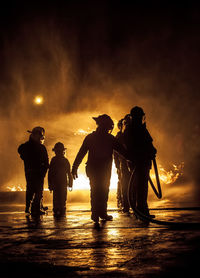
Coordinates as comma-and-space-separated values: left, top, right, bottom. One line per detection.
93, 114, 114, 130
52, 142, 66, 152
27, 126, 45, 136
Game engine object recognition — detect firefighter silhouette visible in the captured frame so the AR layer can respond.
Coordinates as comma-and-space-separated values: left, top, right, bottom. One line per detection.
72, 114, 128, 225
18, 127, 49, 216
114, 116, 131, 213
114, 119, 124, 209
123, 107, 157, 216
48, 142, 73, 217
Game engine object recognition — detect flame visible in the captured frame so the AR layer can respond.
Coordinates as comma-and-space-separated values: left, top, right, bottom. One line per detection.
73, 163, 118, 190
6, 185, 24, 192
6, 163, 119, 192
151, 162, 184, 184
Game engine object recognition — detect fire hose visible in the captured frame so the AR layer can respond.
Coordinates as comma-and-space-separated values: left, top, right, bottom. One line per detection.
128, 158, 200, 228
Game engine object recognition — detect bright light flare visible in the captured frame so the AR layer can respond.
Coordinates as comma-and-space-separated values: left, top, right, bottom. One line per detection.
34, 95, 44, 105
73, 163, 118, 190
74, 129, 91, 136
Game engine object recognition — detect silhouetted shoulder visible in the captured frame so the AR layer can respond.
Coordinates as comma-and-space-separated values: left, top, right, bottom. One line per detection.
18, 141, 28, 153
18, 141, 29, 160
80, 132, 97, 148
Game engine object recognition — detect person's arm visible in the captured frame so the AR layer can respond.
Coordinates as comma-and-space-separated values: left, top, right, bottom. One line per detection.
42, 146, 49, 177
18, 143, 27, 161
113, 151, 120, 169
48, 159, 54, 192
66, 159, 73, 189
72, 136, 89, 179
113, 137, 129, 161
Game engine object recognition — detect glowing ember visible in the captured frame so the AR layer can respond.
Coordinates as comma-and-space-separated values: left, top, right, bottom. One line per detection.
34, 95, 44, 105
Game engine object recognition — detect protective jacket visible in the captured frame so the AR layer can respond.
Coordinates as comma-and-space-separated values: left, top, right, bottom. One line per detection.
48, 155, 71, 190
123, 123, 156, 167
18, 138, 49, 177
72, 129, 128, 174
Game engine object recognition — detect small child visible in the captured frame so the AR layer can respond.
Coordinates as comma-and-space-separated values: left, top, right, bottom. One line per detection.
48, 142, 73, 217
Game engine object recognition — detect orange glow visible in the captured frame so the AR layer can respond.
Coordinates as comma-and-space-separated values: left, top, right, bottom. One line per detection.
34, 95, 44, 105
6, 162, 183, 192
73, 163, 118, 190
151, 162, 184, 185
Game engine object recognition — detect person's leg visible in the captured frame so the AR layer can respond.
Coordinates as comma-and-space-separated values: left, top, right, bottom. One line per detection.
116, 169, 123, 209
98, 171, 111, 220
31, 176, 44, 215
121, 167, 131, 212
136, 166, 150, 215
62, 187, 67, 215
90, 176, 101, 222
25, 174, 35, 213
25, 186, 34, 213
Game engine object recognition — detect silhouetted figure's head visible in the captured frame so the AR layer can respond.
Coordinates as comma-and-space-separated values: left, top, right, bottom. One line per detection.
93, 114, 114, 133
123, 114, 131, 127
117, 119, 123, 131
130, 106, 145, 124
27, 126, 45, 144
52, 142, 66, 156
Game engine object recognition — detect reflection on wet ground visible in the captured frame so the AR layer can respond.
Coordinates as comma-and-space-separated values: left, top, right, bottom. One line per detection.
0, 203, 200, 277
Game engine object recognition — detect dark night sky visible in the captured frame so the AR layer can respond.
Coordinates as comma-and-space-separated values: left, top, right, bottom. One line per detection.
0, 1, 199, 118
0, 1, 200, 191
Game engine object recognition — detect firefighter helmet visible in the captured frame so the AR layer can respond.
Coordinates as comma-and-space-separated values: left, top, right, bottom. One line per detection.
52, 142, 66, 152
93, 114, 114, 130
27, 126, 45, 136
130, 106, 145, 117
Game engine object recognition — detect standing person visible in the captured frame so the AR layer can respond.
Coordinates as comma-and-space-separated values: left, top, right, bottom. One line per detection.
123, 106, 157, 216
72, 114, 128, 225
18, 127, 49, 216
115, 116, 131, 213
48, 142, 73, 217
120, 114, 132, 213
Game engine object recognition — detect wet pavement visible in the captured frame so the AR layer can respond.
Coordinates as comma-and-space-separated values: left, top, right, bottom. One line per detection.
0, 203, 200, 277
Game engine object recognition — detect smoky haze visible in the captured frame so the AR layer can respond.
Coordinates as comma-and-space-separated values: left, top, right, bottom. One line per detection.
0, 1, 200, 203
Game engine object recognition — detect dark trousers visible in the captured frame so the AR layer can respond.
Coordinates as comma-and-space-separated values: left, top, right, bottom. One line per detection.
121, 164, 131, 211
131, 164, 150, 215
25, 173, 44, 214
86, 166, 111, 221
116, 168, 122, 208
53, 186, 67, 215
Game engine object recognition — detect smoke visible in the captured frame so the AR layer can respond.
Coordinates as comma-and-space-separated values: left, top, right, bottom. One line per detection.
0, 1, 200, 204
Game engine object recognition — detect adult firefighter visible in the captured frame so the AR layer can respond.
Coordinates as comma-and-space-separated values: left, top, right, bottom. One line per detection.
72, 114, 128, 225
114, 118, 131, 213
123, 107, 157, 217
18, 127, 49, 216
